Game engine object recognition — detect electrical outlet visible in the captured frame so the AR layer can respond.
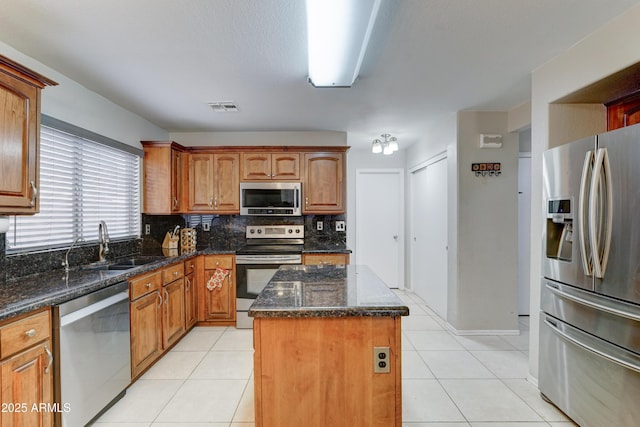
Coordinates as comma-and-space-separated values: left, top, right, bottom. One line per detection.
144, 224, 151, 235
202, 222, 210, 231
336, 221, 346, 232
373, 347, 390, 373
316, 221, 323, 231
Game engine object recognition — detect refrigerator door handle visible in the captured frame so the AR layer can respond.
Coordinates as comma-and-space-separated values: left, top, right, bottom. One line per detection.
589, 148, 613, 278
544, 317, 640, 374
545, 282, 640, 322
579, 150, 594, 276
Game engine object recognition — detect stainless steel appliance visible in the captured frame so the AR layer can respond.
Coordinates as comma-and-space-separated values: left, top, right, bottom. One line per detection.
540, 124, 640, 426
236, 225, 304, 328
53, 281, 131, 426
240, 182, 302, 216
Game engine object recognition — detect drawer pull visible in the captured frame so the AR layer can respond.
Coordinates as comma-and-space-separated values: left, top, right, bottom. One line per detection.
146, 283, 152, 289
44, 344, 53, 374
25, 329, 36, 338
173, 271, 179, 276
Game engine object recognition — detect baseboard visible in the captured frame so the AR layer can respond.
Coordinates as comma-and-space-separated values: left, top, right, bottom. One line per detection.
446, 323, 520, 336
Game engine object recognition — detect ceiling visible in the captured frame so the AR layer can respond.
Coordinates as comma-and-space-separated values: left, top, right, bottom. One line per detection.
1, 0, 639, 150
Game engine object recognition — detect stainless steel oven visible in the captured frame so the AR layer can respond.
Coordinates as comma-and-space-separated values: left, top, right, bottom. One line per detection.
236, 225, 304, 328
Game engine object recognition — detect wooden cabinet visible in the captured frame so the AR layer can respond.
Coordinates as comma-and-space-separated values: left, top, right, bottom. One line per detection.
0, 308, 53, 427
607, 93, 640, 130
129, 263, 186, 379
187, 152, 240, 213
198, 254, 236, 325
141, 141, 184, 214
241, 152, 300, 181
0, 55, 56, 214
303, 253, 350, 266
303, 152, 345, 214
184, 259, 198, 330
130, 270, 163, 378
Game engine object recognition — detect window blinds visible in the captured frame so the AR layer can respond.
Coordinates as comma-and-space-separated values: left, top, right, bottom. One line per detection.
7, 125, 141, 252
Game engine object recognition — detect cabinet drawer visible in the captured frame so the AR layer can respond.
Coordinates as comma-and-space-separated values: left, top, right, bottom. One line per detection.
303, 253, 350, 266
184, 258, 197, 276
0, 309, 51, 359
163, 263, 184, 285
130, 271, 162, 301
204, 255, 234, 270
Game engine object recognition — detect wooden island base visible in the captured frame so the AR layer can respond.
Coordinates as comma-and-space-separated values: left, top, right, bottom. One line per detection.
253, 316, 402, 427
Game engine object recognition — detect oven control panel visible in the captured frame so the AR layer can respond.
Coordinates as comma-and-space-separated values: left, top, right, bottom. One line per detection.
246, 225, 304, 238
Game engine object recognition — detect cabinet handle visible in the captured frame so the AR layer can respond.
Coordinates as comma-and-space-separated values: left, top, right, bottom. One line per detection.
173, 197, 178, 209
44, 344, 53, 374
146, 282, 152, 289
305, 196, 309, 207
209, 197, 213, 208
25, 328, 36, 338
214, 197, 218, 209
186, 277, 190, 290
30, 181, 38, 207
164, 289, 169, 305
173, 271, 179, 276
157, 292, 163, 307
216, 261, 220, 266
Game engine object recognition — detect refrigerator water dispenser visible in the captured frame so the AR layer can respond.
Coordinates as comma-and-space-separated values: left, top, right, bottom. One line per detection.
546, 198, 573, 261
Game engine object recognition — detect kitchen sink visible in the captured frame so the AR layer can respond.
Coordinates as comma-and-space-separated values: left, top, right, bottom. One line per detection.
83, 256, 164, 271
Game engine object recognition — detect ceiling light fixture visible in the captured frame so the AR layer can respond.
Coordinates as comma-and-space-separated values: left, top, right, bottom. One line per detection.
306, 0, 382, 88
372, 134, 398, 155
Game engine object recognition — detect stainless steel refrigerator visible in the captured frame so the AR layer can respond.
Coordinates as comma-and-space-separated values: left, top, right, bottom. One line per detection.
540, 123, 640, 426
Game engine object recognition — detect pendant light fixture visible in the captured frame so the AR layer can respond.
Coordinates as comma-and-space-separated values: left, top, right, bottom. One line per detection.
372, 134, 398, 155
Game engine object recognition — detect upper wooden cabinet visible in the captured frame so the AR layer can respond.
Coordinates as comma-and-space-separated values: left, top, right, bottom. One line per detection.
187, 151, 239, 213
607, 93, 640, 131
0, 55, 57, 214
241, 152, 300, 181
142, 141, 184, 214
303, 152, 345, 214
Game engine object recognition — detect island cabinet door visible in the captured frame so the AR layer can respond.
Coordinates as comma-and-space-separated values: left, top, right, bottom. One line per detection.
253, 316, 402, 427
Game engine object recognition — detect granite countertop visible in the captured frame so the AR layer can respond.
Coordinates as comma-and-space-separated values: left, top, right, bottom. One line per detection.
0, 243, 346, 322
248, 264, 409, 318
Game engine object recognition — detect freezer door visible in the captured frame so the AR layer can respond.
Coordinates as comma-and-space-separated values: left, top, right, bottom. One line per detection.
595, 124, 640, 305
542, 136, 596, 290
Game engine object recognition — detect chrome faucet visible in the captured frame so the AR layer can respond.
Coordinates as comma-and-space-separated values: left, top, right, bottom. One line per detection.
98, 221, 110, 262
62, 237, 84, 273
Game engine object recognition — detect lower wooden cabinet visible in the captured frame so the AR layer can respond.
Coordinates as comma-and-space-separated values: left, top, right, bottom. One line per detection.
130, 262, 187, 379
198, 254, 236, 325
184, 259, 198, 330
0, 309, 53, 427
302, 253, 350, 266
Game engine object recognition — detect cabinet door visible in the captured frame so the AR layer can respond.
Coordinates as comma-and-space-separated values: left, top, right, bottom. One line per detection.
0, 72, 39, 213
130, 292, 163, 378
1, 341, 53, 427
213, 153, 240, 212
162, 279, 186, 349
304, 152, 345, 213
187, 153, 215, 211
171, 149, 183, 212
202, 267, 236, 322
184, 272, 197, 330
272, 153, 300, 180
241, 152, 271, 180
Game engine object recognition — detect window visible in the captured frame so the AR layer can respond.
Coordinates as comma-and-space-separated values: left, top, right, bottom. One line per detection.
6, 118, 141, 252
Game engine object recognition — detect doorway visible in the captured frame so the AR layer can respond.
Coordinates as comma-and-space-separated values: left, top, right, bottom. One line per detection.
518, 154, 532, 315
410, 154, 448, 319
355, 169, 404, 288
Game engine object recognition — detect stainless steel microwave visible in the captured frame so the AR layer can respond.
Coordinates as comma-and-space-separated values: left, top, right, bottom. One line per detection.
240, 182, 302, 216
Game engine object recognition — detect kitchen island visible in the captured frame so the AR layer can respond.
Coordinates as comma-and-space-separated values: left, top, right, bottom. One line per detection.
249, 264, 409, 427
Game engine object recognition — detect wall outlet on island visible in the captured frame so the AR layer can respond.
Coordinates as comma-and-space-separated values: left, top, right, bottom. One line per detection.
373, 347, 390, 373
316, 221, 323, 231
336, 221, 345, 232
144, 224, 151, 235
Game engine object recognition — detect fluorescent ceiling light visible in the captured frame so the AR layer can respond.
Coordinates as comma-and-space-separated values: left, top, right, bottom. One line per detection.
306, 0, 381, 88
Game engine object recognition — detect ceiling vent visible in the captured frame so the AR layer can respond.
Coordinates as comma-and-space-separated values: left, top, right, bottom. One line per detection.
208, 101, 239, 113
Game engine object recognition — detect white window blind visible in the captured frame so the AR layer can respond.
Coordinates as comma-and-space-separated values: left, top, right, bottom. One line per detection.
7, 124, 141, 252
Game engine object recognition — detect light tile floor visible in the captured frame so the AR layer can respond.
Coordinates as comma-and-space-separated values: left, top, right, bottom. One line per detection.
94, 290, 576, 427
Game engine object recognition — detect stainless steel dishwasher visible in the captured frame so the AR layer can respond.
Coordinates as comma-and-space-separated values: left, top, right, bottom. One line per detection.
53, 281, 131, 426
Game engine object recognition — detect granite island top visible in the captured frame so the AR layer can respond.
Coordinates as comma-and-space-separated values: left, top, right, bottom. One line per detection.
248, 264, 409, 318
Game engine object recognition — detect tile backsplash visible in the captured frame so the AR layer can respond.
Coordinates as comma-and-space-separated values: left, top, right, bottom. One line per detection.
0, 214, 347, 283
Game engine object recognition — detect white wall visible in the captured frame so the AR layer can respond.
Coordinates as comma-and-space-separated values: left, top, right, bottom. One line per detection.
170, 131, 347, 147
0, 42, 168, 147
453, 111, 519, 333
529, 2, 640, 381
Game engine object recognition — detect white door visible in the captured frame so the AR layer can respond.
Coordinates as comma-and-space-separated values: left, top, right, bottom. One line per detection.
355, 169, 404, 288
518, 155, 532, 315
410, 155, 448, 319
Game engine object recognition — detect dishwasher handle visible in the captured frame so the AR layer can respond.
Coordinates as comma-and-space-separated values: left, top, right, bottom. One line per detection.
60, 291, 129, 327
